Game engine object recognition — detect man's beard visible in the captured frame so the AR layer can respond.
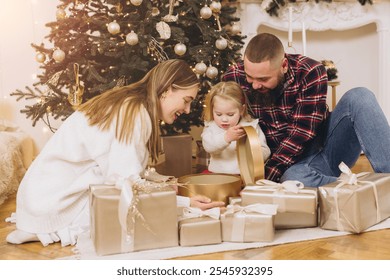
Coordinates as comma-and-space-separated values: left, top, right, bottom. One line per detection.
253, 74, 285, 107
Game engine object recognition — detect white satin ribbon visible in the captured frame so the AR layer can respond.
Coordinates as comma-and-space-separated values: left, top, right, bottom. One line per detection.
334, 162, 380, 232
179, 207, 221, 221
224, 203, 278, 242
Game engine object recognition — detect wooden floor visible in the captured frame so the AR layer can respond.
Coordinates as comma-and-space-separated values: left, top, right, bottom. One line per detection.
1, 155, 390, 260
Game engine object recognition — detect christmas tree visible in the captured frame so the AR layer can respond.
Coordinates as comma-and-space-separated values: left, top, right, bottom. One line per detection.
11, 0, 245, 135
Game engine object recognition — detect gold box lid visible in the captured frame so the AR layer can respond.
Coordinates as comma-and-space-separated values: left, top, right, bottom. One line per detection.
236, 126, 264, 185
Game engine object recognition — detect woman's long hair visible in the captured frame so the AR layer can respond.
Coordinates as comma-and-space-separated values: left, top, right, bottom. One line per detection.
78, 59, 199, 162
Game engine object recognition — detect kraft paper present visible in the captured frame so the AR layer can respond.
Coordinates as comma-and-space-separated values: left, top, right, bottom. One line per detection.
90, 184, 178, 256
221, 204, 277, 242
178, 207, 221, 246
319, 163, 390, 233
241, 180, 318, 229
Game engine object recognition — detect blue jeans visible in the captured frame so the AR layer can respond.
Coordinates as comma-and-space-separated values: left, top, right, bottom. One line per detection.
281, 87, 390, 187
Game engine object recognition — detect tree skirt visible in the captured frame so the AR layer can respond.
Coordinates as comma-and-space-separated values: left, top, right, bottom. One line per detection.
60, 218, 390, 260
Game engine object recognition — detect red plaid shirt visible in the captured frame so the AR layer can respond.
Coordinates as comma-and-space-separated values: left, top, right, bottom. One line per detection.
222, 54, 329, 181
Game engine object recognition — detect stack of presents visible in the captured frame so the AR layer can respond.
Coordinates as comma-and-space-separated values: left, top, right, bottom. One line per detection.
89, 127, 390, 256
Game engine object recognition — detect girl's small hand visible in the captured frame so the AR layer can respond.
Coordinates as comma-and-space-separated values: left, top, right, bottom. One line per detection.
224, 125, 246, 143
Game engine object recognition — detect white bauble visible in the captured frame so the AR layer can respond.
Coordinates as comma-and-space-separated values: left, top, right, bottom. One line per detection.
130, 0, 143, 6
107, 21, 120, 35
206, 66, 218, 79
200, 6, 212, 19
210, 1, 222, 13
126, 31, 139, 45
53, 49, 65, 63
195, 62, 207, 75
56, 8, 66, 20
174, 43, 187, 56
35, 52, 46, 63
231, 23, 241, 35
215, 37, 228, 50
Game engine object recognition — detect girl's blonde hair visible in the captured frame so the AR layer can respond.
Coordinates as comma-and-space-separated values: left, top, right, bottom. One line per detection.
203, 81, 251, 122
77, 59, 199, 162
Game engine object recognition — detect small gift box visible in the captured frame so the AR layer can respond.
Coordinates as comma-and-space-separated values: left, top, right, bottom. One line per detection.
90, 182, 178, 256
319, 162, 390, 233
178, 207, 222, 246
221, 203, 277, 242
241, 180, 318, 229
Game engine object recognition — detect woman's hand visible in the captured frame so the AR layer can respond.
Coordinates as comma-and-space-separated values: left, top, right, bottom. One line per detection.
190, 195, 225, 210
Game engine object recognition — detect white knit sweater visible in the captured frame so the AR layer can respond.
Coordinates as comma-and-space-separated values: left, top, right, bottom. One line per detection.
201, 119, 271, 174
15, 107, 175, 234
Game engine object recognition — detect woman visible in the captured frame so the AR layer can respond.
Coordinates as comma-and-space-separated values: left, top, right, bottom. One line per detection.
7, 59, 224, 247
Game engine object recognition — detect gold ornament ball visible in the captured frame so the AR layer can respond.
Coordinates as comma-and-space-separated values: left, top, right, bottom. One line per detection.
53, 49, 65, 63
107, 21, 120, 35
200, 6, 212, 19
130, 0, 143, 6
174, 43, 187, 56
195, 62, 207, 75
56, 8, 66, 20
215, 37, 228, 50
206, 66, 218, 79
35, 52, 46, 63
210, 1, 222, 13
126, 31, 139, 45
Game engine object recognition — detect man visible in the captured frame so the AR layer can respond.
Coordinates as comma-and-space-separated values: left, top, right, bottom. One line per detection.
223, 33, 390, 186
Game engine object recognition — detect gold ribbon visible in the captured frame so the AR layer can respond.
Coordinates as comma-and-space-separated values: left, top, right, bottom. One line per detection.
179, 207, 220, 221
333, 162, 380, 232
68, 63, 84, 107
224, 203, 278, 242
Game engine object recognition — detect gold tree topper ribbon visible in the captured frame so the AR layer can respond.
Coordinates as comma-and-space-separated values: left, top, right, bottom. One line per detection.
68, 63, 84, 107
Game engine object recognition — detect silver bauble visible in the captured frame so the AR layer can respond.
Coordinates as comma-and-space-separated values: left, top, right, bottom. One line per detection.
174, 43, 187, 56
126, 31, 139, 45
107, 21, 120, 35
130, 0, 143, 6
215, 37, 228, 50
200, 6, 212, 19
210, 1, 222, 13
195, 62, 207, 75
35, 52, 46, 63
53, 49, 65, 63
231, 23, 241, 35
206, 66, 218, 79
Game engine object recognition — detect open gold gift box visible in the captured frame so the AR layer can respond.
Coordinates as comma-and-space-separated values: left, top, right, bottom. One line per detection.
177, 126, 264, 204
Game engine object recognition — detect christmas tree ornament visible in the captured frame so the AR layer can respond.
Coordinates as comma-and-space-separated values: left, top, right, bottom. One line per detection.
56, 8, 66, 20
230, 23, 241, 35
215, 37, 228, 50
35, 52, 46, 63
200, 5, 212, 19
107, 21, 120, 35
156, 21, 171, 40
162, 0, 178, 22
68, 63, 84, 107
126, 31, 139, 45
130, 0, 143, 6
195, 62, 207, 75
151, 7, 160, 16
52, 49, 65, 63
174, 43, 187, 56
210, 1, 222, 13
206, 65, 218, 79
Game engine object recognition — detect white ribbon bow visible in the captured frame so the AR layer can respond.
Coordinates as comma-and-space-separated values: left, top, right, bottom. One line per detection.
246, 179, 304, 194
224, 203, 278, 216
180, 207, 221, 221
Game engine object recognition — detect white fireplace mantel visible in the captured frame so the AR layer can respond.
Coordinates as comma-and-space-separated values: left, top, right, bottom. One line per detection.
238, 0, 390, 121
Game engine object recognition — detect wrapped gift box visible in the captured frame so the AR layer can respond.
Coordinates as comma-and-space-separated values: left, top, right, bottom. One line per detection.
319, 164, 390, 233
241, 181, 318, 229
90, 184, 178, 255
178, 207, 221, 246
221, 204, 277, 242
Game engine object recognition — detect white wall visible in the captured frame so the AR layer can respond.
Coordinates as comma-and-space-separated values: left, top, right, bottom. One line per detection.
0, 0, 58, 154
